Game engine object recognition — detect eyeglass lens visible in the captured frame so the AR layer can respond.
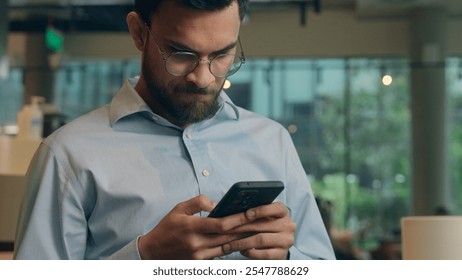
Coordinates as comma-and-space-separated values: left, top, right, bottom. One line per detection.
165, 52, 242, 78
145, 23, 244, 78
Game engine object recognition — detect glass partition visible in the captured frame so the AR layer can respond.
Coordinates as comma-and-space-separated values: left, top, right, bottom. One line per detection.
447, 57, 462, 213
0, 68, 24, 134
229, 58, 411, 251
2, 56, 462, 258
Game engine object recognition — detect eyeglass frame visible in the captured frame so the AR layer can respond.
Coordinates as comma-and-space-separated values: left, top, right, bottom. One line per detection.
144, 22, 246, 78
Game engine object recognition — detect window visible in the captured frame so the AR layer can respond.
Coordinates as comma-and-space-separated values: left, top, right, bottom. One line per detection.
0, 68, 23, 134
229, 58, 411, 249
448, 58, 462, 213
3, 56, 462, 254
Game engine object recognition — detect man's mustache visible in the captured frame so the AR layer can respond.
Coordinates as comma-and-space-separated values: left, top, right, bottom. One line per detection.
173, 85, 216, 95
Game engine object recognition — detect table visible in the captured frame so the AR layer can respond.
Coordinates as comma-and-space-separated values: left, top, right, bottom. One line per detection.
0, 136, 40, 242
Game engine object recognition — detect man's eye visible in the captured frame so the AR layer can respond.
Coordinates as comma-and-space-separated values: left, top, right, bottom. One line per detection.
170, 47, 182, 53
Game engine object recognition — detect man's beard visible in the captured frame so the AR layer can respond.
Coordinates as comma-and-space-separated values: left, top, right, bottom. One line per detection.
143, 63, 222, 127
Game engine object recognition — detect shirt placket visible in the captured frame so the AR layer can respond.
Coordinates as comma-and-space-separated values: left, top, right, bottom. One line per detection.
182, 126, 221, 209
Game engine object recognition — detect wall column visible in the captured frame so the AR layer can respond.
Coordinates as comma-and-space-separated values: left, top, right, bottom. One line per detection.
409, 7, 449, 215
23, 32, 55, 105
0, 1, 8, 77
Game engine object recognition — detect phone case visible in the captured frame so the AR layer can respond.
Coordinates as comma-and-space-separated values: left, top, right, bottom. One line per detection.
208, 181, 284, 218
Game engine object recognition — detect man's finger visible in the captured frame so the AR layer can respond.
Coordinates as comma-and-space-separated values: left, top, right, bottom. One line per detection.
240, 248, 289, 260
222, 232, 294, 254
174, 195, 216, 215
246, 202, 290, 220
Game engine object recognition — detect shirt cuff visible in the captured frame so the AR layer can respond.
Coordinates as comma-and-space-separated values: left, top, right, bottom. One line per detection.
107, 237, 142, 260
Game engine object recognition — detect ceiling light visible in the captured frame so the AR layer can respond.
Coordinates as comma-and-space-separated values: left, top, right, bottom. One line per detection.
223, 80, 232, 89
382, 74, 393, 86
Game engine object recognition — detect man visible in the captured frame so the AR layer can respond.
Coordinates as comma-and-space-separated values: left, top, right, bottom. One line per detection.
14, 0, 335, 260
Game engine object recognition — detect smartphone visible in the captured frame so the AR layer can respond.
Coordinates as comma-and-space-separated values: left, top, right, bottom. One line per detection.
208, 181, 285, 218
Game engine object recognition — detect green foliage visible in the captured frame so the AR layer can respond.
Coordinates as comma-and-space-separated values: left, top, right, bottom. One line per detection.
312, 173, 410, 240
312, 174, 348, 228
450, 95, 462, 213
313, 63, 412, 239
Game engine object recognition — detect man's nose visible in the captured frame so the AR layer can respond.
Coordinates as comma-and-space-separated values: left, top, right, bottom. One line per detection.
184, 60, 216, 88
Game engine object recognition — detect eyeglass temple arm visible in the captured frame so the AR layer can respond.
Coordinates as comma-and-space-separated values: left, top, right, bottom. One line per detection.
237, 36, 246, 62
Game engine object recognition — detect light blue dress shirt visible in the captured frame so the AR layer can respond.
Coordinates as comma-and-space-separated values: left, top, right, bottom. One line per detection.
14, 78, 335, 260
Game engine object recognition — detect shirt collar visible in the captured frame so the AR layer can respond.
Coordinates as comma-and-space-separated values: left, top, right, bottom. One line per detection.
109, 78, 151, 127
109, 78, 240, 128
217, 90, 240, 122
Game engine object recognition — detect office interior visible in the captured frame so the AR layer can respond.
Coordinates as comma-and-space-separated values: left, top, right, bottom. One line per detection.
1, 0, 462, 260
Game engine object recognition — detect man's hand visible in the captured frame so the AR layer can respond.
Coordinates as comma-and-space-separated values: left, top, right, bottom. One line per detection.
220, 202, 296, 260
138, 195, 249, 259
138, 195, 295, 260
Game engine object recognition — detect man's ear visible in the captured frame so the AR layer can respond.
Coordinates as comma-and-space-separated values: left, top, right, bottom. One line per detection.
126, 11, 147, 51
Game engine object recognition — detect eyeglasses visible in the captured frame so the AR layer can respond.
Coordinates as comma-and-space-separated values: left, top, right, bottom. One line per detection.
145, 24, 245, 78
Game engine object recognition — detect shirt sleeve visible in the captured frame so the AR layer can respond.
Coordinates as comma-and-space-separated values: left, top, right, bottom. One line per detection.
13, 143, 89, 259
107, 237, 141, 260
13, 143, 141, 260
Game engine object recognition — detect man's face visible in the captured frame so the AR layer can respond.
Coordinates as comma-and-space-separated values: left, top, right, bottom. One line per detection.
140, 1, 241, 127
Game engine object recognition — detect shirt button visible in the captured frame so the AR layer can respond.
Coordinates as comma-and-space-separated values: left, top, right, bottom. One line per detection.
152, 116, 159, 121
186, 133, 193, 139
202, 169, 210, 177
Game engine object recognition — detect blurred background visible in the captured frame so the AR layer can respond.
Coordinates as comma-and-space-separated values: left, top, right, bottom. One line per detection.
1, 0, 462, 259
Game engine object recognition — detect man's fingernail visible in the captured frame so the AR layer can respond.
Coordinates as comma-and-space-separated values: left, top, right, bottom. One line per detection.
222, 243, 231, 254
246, 209, 256, 220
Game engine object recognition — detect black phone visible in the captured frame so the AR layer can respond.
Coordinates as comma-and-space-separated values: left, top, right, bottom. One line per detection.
208, 181, 285, 218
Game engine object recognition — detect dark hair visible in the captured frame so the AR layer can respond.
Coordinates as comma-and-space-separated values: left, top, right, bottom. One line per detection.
135, 0, 249, 24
